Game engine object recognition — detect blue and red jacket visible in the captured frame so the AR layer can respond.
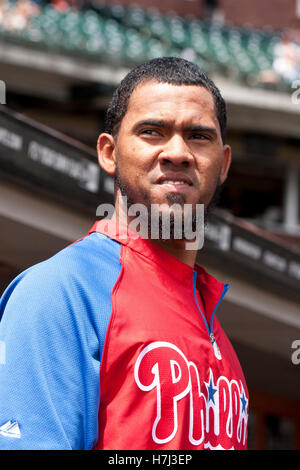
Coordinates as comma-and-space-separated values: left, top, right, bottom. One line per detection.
0, 219, 248, 450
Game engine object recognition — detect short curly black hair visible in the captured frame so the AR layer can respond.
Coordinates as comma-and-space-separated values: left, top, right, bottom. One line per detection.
104, 56, 227, 143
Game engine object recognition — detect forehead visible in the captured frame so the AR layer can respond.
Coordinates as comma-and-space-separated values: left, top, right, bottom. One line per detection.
121, 80, 218, 129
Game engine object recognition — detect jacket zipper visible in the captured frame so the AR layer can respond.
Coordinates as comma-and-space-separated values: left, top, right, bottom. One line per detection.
192, 270, 230, 360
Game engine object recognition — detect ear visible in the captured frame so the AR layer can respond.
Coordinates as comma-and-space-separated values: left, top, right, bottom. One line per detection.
97, 133, 116, 176
219, 144, 232, 185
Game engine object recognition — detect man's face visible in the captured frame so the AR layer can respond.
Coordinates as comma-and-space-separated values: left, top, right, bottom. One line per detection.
103, 80, 231, 229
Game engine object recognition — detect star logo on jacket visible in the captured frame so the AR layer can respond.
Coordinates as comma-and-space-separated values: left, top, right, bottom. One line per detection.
205, 371, 218, 405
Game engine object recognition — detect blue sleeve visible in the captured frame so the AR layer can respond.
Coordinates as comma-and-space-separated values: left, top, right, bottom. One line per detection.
0, 233, 121, 450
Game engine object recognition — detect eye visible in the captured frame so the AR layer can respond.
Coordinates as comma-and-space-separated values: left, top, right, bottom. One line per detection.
140, 129, 161, 136
190, 133, 210, 140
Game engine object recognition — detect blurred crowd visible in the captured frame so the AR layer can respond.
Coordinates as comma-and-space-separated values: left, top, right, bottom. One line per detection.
259, 28, 300, 85
272, 29, 300, 82
0, 0, 38, 31
0, 0, 91, 32
0, 0, 299, 85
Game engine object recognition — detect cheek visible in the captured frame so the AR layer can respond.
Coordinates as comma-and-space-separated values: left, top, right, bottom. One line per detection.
199, 157, 220, 180
115, 146, 138, 174
198, 159, 222, 195
118, 144, 147, 171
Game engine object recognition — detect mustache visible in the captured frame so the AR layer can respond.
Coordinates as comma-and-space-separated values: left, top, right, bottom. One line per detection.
114, 161, 223, 225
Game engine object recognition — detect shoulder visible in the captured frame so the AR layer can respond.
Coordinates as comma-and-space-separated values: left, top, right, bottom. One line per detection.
11, 231, 121, 288
0, 232, 122, 326
41, 231, 122, 277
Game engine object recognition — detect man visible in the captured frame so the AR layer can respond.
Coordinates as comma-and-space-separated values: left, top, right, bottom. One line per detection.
0, 57, 248, 450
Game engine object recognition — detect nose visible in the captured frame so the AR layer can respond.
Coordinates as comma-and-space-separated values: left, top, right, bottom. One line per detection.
158, 134, 193, 167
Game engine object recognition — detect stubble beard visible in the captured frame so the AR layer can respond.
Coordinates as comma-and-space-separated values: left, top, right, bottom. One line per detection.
114, 159, 222, 240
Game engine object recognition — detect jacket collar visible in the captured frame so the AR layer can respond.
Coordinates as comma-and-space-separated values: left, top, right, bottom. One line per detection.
88, 218, 226, 309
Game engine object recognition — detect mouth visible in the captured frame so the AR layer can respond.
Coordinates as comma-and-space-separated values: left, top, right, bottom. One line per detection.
156, 173, 193, 192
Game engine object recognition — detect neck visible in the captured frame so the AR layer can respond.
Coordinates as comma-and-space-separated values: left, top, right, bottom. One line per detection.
111, 201, 198, 269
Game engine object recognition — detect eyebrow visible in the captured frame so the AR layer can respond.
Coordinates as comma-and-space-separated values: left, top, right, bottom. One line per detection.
133, 119, 218, 136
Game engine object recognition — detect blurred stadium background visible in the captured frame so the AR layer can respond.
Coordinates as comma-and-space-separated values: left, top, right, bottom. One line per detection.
0, 0, 300, 450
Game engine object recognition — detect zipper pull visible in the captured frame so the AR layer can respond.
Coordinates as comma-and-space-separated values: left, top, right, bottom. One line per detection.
210, 333, 222, 361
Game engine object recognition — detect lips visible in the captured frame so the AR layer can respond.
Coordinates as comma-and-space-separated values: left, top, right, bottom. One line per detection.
156, 173, 193, 186
154, 173, 194, 194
